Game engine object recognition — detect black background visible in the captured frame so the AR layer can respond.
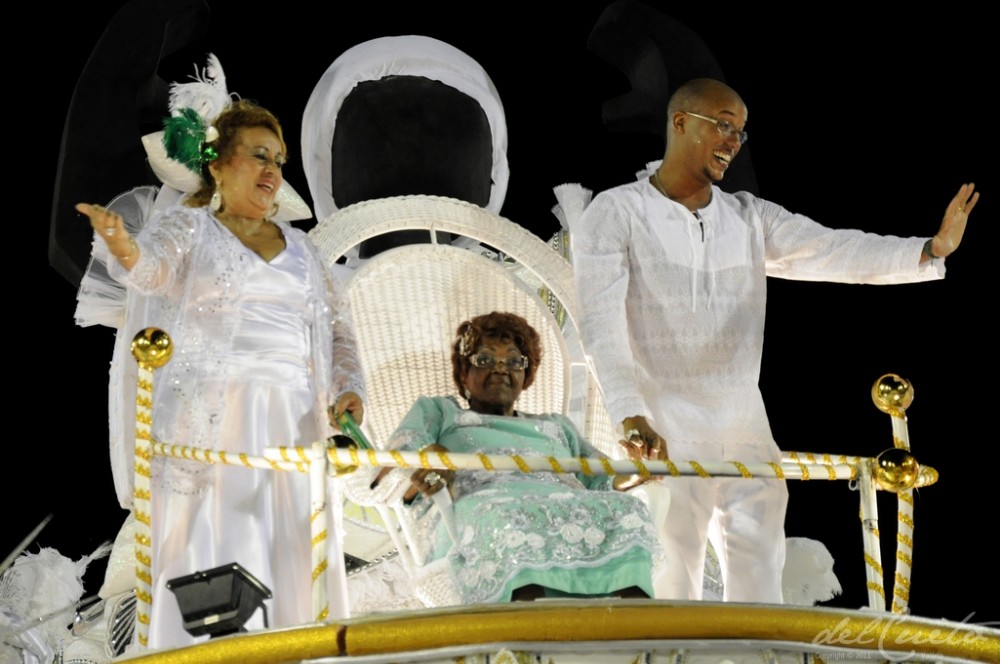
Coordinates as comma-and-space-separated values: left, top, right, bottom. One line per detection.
18, 1, 995, 628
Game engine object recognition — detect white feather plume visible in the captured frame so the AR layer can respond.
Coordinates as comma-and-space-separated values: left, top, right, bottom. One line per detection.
0, 542, 113, 660
168, 52, 232, 121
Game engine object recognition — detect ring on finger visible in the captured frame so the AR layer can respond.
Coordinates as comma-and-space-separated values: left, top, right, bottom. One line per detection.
425, 471, 443, 486
104, 227, 116, 236
625, 428, 642, 440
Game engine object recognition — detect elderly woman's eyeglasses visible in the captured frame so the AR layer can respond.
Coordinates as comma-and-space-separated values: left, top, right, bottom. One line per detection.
468, 352, 529, 372
683, 111, 748, 144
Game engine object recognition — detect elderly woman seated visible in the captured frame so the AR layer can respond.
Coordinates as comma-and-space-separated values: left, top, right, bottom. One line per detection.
357, 311, 661, 604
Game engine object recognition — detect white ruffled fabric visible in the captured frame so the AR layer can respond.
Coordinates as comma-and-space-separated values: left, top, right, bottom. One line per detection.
74, 186, 158, 330
346, 555, 427, 615
550, 183, 593, 233
0, 544, 110, 663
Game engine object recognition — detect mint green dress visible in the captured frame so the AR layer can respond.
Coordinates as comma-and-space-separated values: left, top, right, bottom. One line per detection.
389, 396, 657, 603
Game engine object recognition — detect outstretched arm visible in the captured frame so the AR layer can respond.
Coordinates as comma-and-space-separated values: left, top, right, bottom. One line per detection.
76, 203, 140, 270
921, 183, 979, 263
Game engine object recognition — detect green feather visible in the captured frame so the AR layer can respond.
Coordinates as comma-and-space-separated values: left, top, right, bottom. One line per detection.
162, 108, 208, 174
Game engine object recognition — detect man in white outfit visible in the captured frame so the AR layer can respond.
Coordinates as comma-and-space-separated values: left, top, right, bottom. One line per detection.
571, 78, 978, 602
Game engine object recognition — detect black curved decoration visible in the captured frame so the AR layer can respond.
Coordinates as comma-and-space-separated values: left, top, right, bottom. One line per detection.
48, 0, 211, 286
587, 0, 758, 195
332, 76, 493, 259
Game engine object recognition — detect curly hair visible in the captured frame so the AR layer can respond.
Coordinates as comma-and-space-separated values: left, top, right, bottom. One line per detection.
186, 99, 287, 209
451, 311, 542, 397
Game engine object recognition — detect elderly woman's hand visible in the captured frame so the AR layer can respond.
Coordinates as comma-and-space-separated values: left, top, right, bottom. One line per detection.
76, 203, 140, 269
402, 444, 455, 503
328, 391, 364, 429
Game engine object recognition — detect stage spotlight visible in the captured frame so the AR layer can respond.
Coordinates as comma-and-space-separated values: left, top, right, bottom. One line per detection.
166, 562, 272, 638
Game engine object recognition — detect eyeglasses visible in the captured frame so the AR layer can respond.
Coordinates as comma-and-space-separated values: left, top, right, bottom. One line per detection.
467, 352, 530, 372
683, 111, 748, 144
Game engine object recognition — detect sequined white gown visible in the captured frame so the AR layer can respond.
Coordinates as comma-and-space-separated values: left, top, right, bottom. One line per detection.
102, 205, 364, 649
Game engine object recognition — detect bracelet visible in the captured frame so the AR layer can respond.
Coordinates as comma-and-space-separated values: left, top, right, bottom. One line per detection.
921, 239, 938, 260
117, 237, 139, 261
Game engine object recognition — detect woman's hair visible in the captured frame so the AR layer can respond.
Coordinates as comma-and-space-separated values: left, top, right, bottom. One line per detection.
451, 311, 542, 394
186, 99, 287, 208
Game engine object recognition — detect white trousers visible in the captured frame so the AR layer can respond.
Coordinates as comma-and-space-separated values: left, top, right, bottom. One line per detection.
653, 476, 787, 603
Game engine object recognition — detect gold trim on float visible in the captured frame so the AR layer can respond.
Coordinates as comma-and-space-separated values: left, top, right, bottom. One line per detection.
110, 603, 1000, 664
117, 623, 344, 663
341, 603, 999, 662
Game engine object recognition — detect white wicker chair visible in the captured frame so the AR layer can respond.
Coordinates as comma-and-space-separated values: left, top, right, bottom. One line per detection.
309, 195, 622, 610
309, 194, 619, 454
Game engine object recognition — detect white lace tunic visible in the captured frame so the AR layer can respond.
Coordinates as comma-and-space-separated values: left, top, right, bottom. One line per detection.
571, 178, 942, 462
570, 176, 942, 602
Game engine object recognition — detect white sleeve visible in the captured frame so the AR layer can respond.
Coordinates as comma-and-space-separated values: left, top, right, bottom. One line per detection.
570, 191, 652, 426
756, 196, 944, 284
107, 206, 199, 294
326, 270, 367, 401
297, 231, 367, 405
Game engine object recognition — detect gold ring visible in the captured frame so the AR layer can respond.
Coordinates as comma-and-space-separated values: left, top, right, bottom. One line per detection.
625, 428, 641, 440
958, 206, 964, 212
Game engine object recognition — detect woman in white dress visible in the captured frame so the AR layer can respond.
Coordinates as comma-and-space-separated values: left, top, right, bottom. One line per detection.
76, 99, 365, 650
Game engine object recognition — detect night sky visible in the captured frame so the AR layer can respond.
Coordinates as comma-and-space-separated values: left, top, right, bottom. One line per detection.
19, 1, 995, 629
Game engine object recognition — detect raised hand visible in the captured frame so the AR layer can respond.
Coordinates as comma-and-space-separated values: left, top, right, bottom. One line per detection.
926, 183, 979, 260
76, 202, 139, 267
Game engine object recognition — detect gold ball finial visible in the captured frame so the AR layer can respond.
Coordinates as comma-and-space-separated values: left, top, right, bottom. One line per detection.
873, 448, 920, 492
871, 374, 913, 416
131, 328, 173, 369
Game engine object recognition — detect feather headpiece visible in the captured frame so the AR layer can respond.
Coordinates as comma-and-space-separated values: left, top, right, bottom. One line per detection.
141, 53, 310, 221
161, 52, 232, 174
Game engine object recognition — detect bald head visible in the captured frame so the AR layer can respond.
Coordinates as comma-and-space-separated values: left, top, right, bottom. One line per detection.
666, 78, 746, 143
668, 79, 744, 118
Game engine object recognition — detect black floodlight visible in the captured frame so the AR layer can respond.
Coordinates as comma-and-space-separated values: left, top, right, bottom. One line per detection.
166, 562, 272, 638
